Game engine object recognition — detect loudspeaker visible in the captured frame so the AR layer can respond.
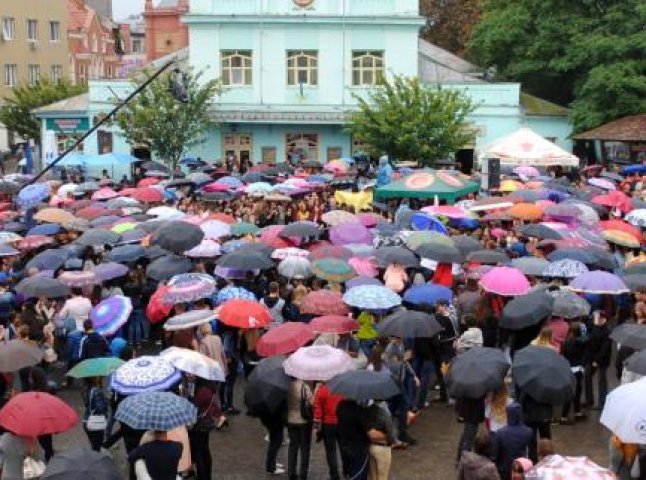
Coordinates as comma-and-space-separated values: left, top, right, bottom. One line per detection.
482, 157, 500, 190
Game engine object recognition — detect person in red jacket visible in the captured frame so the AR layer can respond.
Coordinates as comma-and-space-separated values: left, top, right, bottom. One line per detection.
313, 383, 345, 480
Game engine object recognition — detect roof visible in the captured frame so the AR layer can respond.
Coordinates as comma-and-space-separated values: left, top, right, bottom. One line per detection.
68, 0, 94, 31
32, 93, 89, 116
418, 39, 484, 84
520, 93, 569, 117
574, 115, 646, 142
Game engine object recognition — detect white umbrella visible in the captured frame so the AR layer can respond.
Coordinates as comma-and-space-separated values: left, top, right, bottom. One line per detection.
160, 347, 225, 381
278, 257, 312, 279
600, 376, 646, 444
147, 206, 186, 220
164, 310, 216, 331
57, 183, 78, 197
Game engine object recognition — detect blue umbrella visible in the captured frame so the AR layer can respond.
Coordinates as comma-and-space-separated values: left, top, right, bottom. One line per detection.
449, 217, 479, 230
621, 164, 646, 176
18, 183, 49, 208
216, 285, 256, 304
342, 285, 401, 310
410, 213, 448, 234
403, 283, 453, 307
2, 222, 25, 233
28, 224, 62, 236
108, 244, 146, 263
111, 356, 182, 395
26, 249, 69, 271
115, 391, 197, 431
216, 176, 243, 189
221, 239, 250, 254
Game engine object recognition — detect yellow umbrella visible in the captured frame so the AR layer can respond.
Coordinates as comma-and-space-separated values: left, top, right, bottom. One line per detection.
499, 180, 521, 192
33, 208, 75, 225
602, 229, 640, 248
111, 222, 138, 234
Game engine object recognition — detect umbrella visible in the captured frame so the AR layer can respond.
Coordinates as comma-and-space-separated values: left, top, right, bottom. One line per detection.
546, 247, 599, 266
415, 243, 463, 264
218, 299, 271, 328
27, 223, 62, 236
309, 315, 358, 334
160, 347, 225, 381
479, 267, 530, 296
346, 257, 377, 278
108, 244, 146, 263
92, 262, 129, 282
623, 274, 646, 291
410, 213, 448, 234
466, 250, 510, 265
624, 350, 646, 376
500, 292, 554, 330
309, 244, 352, 261
0, 180, 20, 195
588, 177, 616, 190
115, 391, 197, 431
199, 220, 230, 240
146, 255, 192, 281
257, 322, 314, 357
0, 340, 44, 372
151, 221, 204, 253
453, 235, 482, 256
342, 285, 401, 310
510, 257, 551, 276
91, 296, 133, 336
446, 347, 510, 399
280, 222, 320, 239
507, 203, 544, 221
300, 290, 349, 316
14, 276, 69, 298
600, 377, 646, 445
0, 244, 18, 257
376, 310, 443, 338
67, 357, 125, 379
111, 356, 181, 395
33, 208, 75, 225
216, 285, 256, 303
512, 345, 573, 404
230, 222, 260, 237
26, 249, 69, 271
374, 246, 419, 268
76, 229, 120, 247
244, 356, 289, 415
272, 247, 310, 260
346, 276, 384, 289
0, 391, 78, 436
217, 250, 273, 270
278, 256, 312, 279
311, 258, 356, 283
518, 224, 562, 240
625, 209, 646, 228
549, 289, 591, 319
327, 370, 399, 402
58, 269, 99, 288
525, 455, 618, 480
164, 310, 216, 331
131, 187, 164, 203
165, 273, 217, 304
0, 231, 22, 244
403, 283, 453, 307
41, 448, 121, 480
18, 183, 50, 208
599, 220, 642, 241
283, 345, 354, 381
569, 270, 629, 295
185, 239, 221, 258
542, 259, 589, 279
602, 229, 640, 248
610, 323, 646, 350
322, 210, 358, 226
330, 222, 372, 246
17, 234, 55, 251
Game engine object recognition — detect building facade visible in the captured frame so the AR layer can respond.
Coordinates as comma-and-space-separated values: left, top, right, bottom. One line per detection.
0, 0, 69, 150
143, 0, 189, 62
117, 15, 147, 78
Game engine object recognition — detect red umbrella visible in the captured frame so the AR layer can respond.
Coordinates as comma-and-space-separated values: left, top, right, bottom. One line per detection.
137, 178, 160, 187
75, 206, 111, 220
592, 191, 632, 213
599, 220, 642, 242
208, 212, 235, 225
260, 225, 296, 249
300, 290, 349, 316
146, 285, 173, 325
218, 299, 271, 328
309, 244, 353, 261
18, 235, 55, 251
309, 315, 358, 334
0, 392, 78, 437
203, 182, 230, 192
257, 322, 314, 357
0, 202, 11, 212
131, 187, 164, 203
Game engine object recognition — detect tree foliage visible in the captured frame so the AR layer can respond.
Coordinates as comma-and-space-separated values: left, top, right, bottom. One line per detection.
114, 70, 221, 170
346, 76, 475, 165
469, 0, 646, 131
420, 0, 481, 57
0, 79, 87, 141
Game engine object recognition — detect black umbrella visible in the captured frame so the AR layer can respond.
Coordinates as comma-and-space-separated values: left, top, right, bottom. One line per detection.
512, 345, 573, 405
445, 347, 510, 399
301, 160, 322, 169
151, 221, 204, 253
610, 323, 646, 350
500, 291, 554, 330
279, 222, 320, 239
137, 221, 165, 233
0, 180, 20, 195
108, 244, 146, 263
217, 251, 273, 270
15, 276, 70, 298
546, 248, 596, 265
467, 249, 510, 265
510, 257, 551, 276
374, 221, 398, 237
244, 356, 289, 415
623, 274, 646, 291
327, 370, 399, 402
241, 172, 267, 183
26, 250, 69, 271
624, 350, 646, 376
415, 243, 463, 264
141, 160, 168, 171
145, 245, 171, 260
0, 340, 45, 372
376, 310, 443, 338
146, 255, 192, 281
76, 229, 120, 247
549, 289, 591, 319
200, 192, 233, 202
375, 246, 419, 268
587, 247, 616, 271
453, 235, 482, 256
165, 178, 193, 188
238, 243, 275, 256
41, 448, 121, 480
518, 224, 562, 240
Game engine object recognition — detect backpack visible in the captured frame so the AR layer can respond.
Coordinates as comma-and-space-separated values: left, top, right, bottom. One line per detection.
89, 387, 108, 416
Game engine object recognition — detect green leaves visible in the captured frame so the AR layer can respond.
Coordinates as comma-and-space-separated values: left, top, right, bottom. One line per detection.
0, 79, 87, 141
114, 70, 221, 170
346, 76, 475, 166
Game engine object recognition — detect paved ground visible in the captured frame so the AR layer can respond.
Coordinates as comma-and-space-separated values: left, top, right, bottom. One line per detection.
53, 378, 611, 480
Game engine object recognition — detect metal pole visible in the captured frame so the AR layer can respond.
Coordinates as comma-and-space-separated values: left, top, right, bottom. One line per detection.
22, 60, 177, 189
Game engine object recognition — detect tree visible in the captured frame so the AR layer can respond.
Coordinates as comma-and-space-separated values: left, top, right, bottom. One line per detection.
420, 0, 481, 57
0, 79, 87, 141
114, 69, 221, 170
469, 0, 646, 131
346, 75, 475, 165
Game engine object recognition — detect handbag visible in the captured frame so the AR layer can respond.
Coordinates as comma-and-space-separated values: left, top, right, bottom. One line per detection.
299, 383, 313, 422
23, 456, 46, 479
86, 414, 107, 431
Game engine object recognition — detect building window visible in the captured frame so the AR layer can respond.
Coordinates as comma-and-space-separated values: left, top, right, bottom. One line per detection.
49, 21, 60, 42
262, 147, 277, 164
28, 65, 40, 85
287, 50, 318, 86
78, 64, 87, 84
286, 133, 319, 162
2, 17, 15, 41
327, 147, 343, 161
26, 19, 38, 41
352, 51, 384, 86
221, 50, 252, 86
50, 64, 63, 83
4, 64, 17, 87
92, 36, 98, 52
132, 38, 143, 54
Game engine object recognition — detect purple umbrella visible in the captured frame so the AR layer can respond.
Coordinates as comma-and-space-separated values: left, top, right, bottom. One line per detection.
569, 270, 629, 295
588, 178, 616, 191
329, 222, 372, 246
58, 270, 99, 288
544, 205, 580, 223
91, 295, 133, 336
90, 215, 121, 228
213, 266, 259, 280
164, 273, 217, 305
92, 262, 129, 281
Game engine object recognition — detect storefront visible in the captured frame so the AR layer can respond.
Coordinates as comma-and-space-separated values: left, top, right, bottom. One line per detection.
45, 117, 90, 153
574, 114, 646, 165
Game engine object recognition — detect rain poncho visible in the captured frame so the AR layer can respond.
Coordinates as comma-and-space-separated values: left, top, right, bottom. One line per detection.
376, 155, 392, 187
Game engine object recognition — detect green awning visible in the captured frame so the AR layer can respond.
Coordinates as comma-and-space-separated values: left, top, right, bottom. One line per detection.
374, 169, 479, 204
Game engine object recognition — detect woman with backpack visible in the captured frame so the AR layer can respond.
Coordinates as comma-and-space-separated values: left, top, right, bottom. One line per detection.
84, 376, 108, 451
286, 378, 314, 480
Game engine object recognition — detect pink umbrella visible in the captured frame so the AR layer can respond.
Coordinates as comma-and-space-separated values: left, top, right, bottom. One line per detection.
356, 213, 383, 228
526, 454, 617, 480
348, 257, 378, 278
421, 205, 469, 219
479, 267, 530, 296
283, 345, 354, 381
513, 166, 540, 178
261, 225, 298, 249
91, 187, 118, 201
203, 182, 230, 193
58, 270, 99, 288
490, 228, 506, 239
588, 178, 616, 191
329, 222, 372, 246
592, 191, 632, 214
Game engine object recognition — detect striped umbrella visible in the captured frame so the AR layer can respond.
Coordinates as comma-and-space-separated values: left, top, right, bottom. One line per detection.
91, 295, 133, 336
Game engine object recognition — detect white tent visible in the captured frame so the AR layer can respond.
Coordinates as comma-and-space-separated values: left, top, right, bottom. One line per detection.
480, 128, 579, 167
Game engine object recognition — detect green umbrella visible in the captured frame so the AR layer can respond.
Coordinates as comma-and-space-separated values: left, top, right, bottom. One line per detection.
374, 169, 479, 204
312, 258, 357, 283
67, 357, 125, 378
230, 222, 260, 236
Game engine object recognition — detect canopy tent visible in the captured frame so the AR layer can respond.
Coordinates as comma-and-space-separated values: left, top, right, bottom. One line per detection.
45, 153, 89, 167
374, 169, 479, 204
480, 128, 579, 167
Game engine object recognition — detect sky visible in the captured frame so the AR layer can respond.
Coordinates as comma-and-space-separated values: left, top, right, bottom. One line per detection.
112, 0, 145, 21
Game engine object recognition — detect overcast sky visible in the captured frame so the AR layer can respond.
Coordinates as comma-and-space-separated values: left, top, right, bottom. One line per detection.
112, 0, 145, 21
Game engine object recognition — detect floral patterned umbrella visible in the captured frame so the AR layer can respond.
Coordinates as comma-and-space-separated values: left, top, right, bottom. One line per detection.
164, 273, 217, 305
343, 285, 401, 310
91, 295, 133, 336
525, 455, 617, 480
111, 356, 182, 395
542, 259, 589, 279
300, 290, 349, 316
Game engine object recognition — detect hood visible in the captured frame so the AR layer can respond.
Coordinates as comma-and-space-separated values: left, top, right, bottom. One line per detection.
507, 401, 523, 426
379, 155, 389, 166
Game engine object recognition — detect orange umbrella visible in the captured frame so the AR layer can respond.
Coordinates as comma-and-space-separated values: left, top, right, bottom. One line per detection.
33, 207, 75, 225
601, 230, 640, 248
507, 203, 544, 221
599, 220, 642, 242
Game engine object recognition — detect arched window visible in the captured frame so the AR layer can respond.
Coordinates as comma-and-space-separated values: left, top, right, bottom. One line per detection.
221, 50, 252, 86
352, 51, 384, 86
287, 50, 318, 86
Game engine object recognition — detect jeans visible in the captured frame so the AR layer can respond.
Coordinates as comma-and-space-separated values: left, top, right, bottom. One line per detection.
85, 428, 104, 451
127, 309, 149, 346
189, 429, 212, 480
456, 421, 479, 461
414, 359, 435, 408
287, 423, 313, 480
368, 445, 392, 480
387, 394, 408, 440
261, 416, 284, 473
562, 371, 583, 418
321, 424, 342, 480
219, 360, 238, 410
584, 364, 608, 409
526, 421, 551, 463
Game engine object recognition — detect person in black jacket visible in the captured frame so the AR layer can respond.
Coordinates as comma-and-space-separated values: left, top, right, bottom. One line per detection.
492, 402, 532, 480
584, 311, 611, 410
455, 395, 485, 463
520, 392, 553, 463
79, 320, 110, 361
561, 322, 586, 423
435, 300, 458, 403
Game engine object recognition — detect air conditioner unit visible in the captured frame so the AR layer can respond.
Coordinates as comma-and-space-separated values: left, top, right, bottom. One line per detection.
28, 40, 37, 50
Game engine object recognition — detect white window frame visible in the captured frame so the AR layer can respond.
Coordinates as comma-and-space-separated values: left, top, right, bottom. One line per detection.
132, 37, 143, 54
287, 50, 318, 86
4, 64, 17, 87
28, 64, 40, 86
352, 51, 384, 86
2, 17, 15, 41
49, 21, 60, 42
220, 50, 252, 86
26, 19, 38, 41
50, 64, 62, 83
